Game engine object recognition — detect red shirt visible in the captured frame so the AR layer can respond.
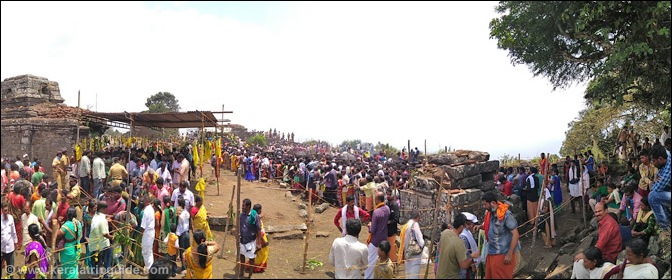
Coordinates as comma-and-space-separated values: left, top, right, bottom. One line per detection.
503, 181, 513, 196
596, 215, 623, 262
333, 206, 371, 231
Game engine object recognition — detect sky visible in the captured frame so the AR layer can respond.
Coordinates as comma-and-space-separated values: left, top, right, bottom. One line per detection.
1, 1, 587, 160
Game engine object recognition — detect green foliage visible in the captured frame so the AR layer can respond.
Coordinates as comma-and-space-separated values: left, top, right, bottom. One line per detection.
305, 258, 323, 270
247, 134, 267, 147
490, 1, 671, 109
374, 142, 399, 158
145, 92, 181, 113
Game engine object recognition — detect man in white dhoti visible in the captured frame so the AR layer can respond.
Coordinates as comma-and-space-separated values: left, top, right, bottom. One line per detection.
140, 196, 155, 274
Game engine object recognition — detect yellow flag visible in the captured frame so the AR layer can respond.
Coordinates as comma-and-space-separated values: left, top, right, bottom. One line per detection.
193, 142, 200, 169
215, 138, 222, 158
75, 145, 82, 161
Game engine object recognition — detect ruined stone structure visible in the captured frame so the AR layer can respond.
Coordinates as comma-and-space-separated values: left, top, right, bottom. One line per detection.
1, 75, 88, 174
400, 150, 524, 239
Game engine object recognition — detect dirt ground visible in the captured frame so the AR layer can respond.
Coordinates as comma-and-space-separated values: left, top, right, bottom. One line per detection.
8, 164, 585, 279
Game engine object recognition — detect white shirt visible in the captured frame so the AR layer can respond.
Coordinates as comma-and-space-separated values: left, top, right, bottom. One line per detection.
150, 159, 159, 172
1, 215, 18, 253
21, 213, 41, 246
623, 263, 658, 279
171, 188, 195, 210
176, 208, 190, 237
78, 155, 91, 177
90, 212, 111, 251
92, 157, 106, 179
661, 131, 670, 145
141, 205, 155, 232
329, 235, 368, 279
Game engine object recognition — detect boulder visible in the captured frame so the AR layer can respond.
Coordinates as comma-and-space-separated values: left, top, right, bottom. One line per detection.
298, 209, 308, 219
315, 232, 331, 238
481, 180, 495, 191
409, 177, 440, 194
315, 203, 331, 214
298, 203, 307, 210
452, 174, 482, 189
440, 160, 500, 180
285, 191, 294, 198
427, 154, 461, 166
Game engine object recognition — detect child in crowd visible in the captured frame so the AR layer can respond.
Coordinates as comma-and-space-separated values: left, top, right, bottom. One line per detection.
162, 223, 179, 277
375, 240, 395, 279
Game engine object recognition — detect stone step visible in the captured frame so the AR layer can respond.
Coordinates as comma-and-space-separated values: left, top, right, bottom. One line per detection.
532, 252, 559, 278
265, 224, 307, 234
546, 254, 574, 279
272, 230, 305, 240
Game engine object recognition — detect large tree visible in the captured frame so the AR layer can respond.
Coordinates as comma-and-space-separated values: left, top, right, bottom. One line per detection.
489, 1, 671, 109
145, 92, 181, 113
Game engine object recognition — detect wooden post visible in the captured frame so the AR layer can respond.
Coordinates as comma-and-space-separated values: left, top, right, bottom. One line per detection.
218, 184, 237, 259
235, 166, 242, 279
121, 116, 134, 279
424, 186, 442, 279
76, 90, 81, 153
424, 139, 427, 157
407, 140, 411, 159
302, 188, 312, 273
580, 160, 587, 226
47, 218, 58, 279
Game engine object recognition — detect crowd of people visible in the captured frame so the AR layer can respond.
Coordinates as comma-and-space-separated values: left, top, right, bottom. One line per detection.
1, 124, 670, 279
0, 144, 226, 279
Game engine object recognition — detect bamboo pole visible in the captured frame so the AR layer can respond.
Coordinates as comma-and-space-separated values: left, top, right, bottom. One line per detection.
531, 153, 550, 248
302, 188, 312, 273
217, 184, 236, 259
235, 166, 242, 279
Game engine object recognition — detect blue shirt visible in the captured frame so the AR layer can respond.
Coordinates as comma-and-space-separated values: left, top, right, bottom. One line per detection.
239, 211, 260, 244
586, 156, 595, 172
487, 210, 519, 255
619, 225, 633, 249
652, 151, 671, 192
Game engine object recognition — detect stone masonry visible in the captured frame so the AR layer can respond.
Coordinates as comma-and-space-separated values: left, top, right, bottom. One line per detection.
1, 75, 88, 175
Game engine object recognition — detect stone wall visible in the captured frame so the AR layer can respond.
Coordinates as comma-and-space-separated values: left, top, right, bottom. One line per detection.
1, 75, 64, 110
1, 118, 88, 175
399, 150, 525, 239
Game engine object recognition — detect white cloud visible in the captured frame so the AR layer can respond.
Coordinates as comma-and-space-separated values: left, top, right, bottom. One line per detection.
1, 1, 586, 160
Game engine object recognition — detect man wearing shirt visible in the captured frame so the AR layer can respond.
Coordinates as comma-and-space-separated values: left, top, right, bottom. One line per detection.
171, 181, 195, 211
366, 193, 389, 279
648, 144, 671, 231
90, 201, 114, 279
79, 150, 92, 195
329, 219, 368, 279
2, 201, 19, 278
576, 202, 622, 263
92, 152, 106, 200
334, 196, 371, 236
140, 196, 156, 274
106, 158, 128, 188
